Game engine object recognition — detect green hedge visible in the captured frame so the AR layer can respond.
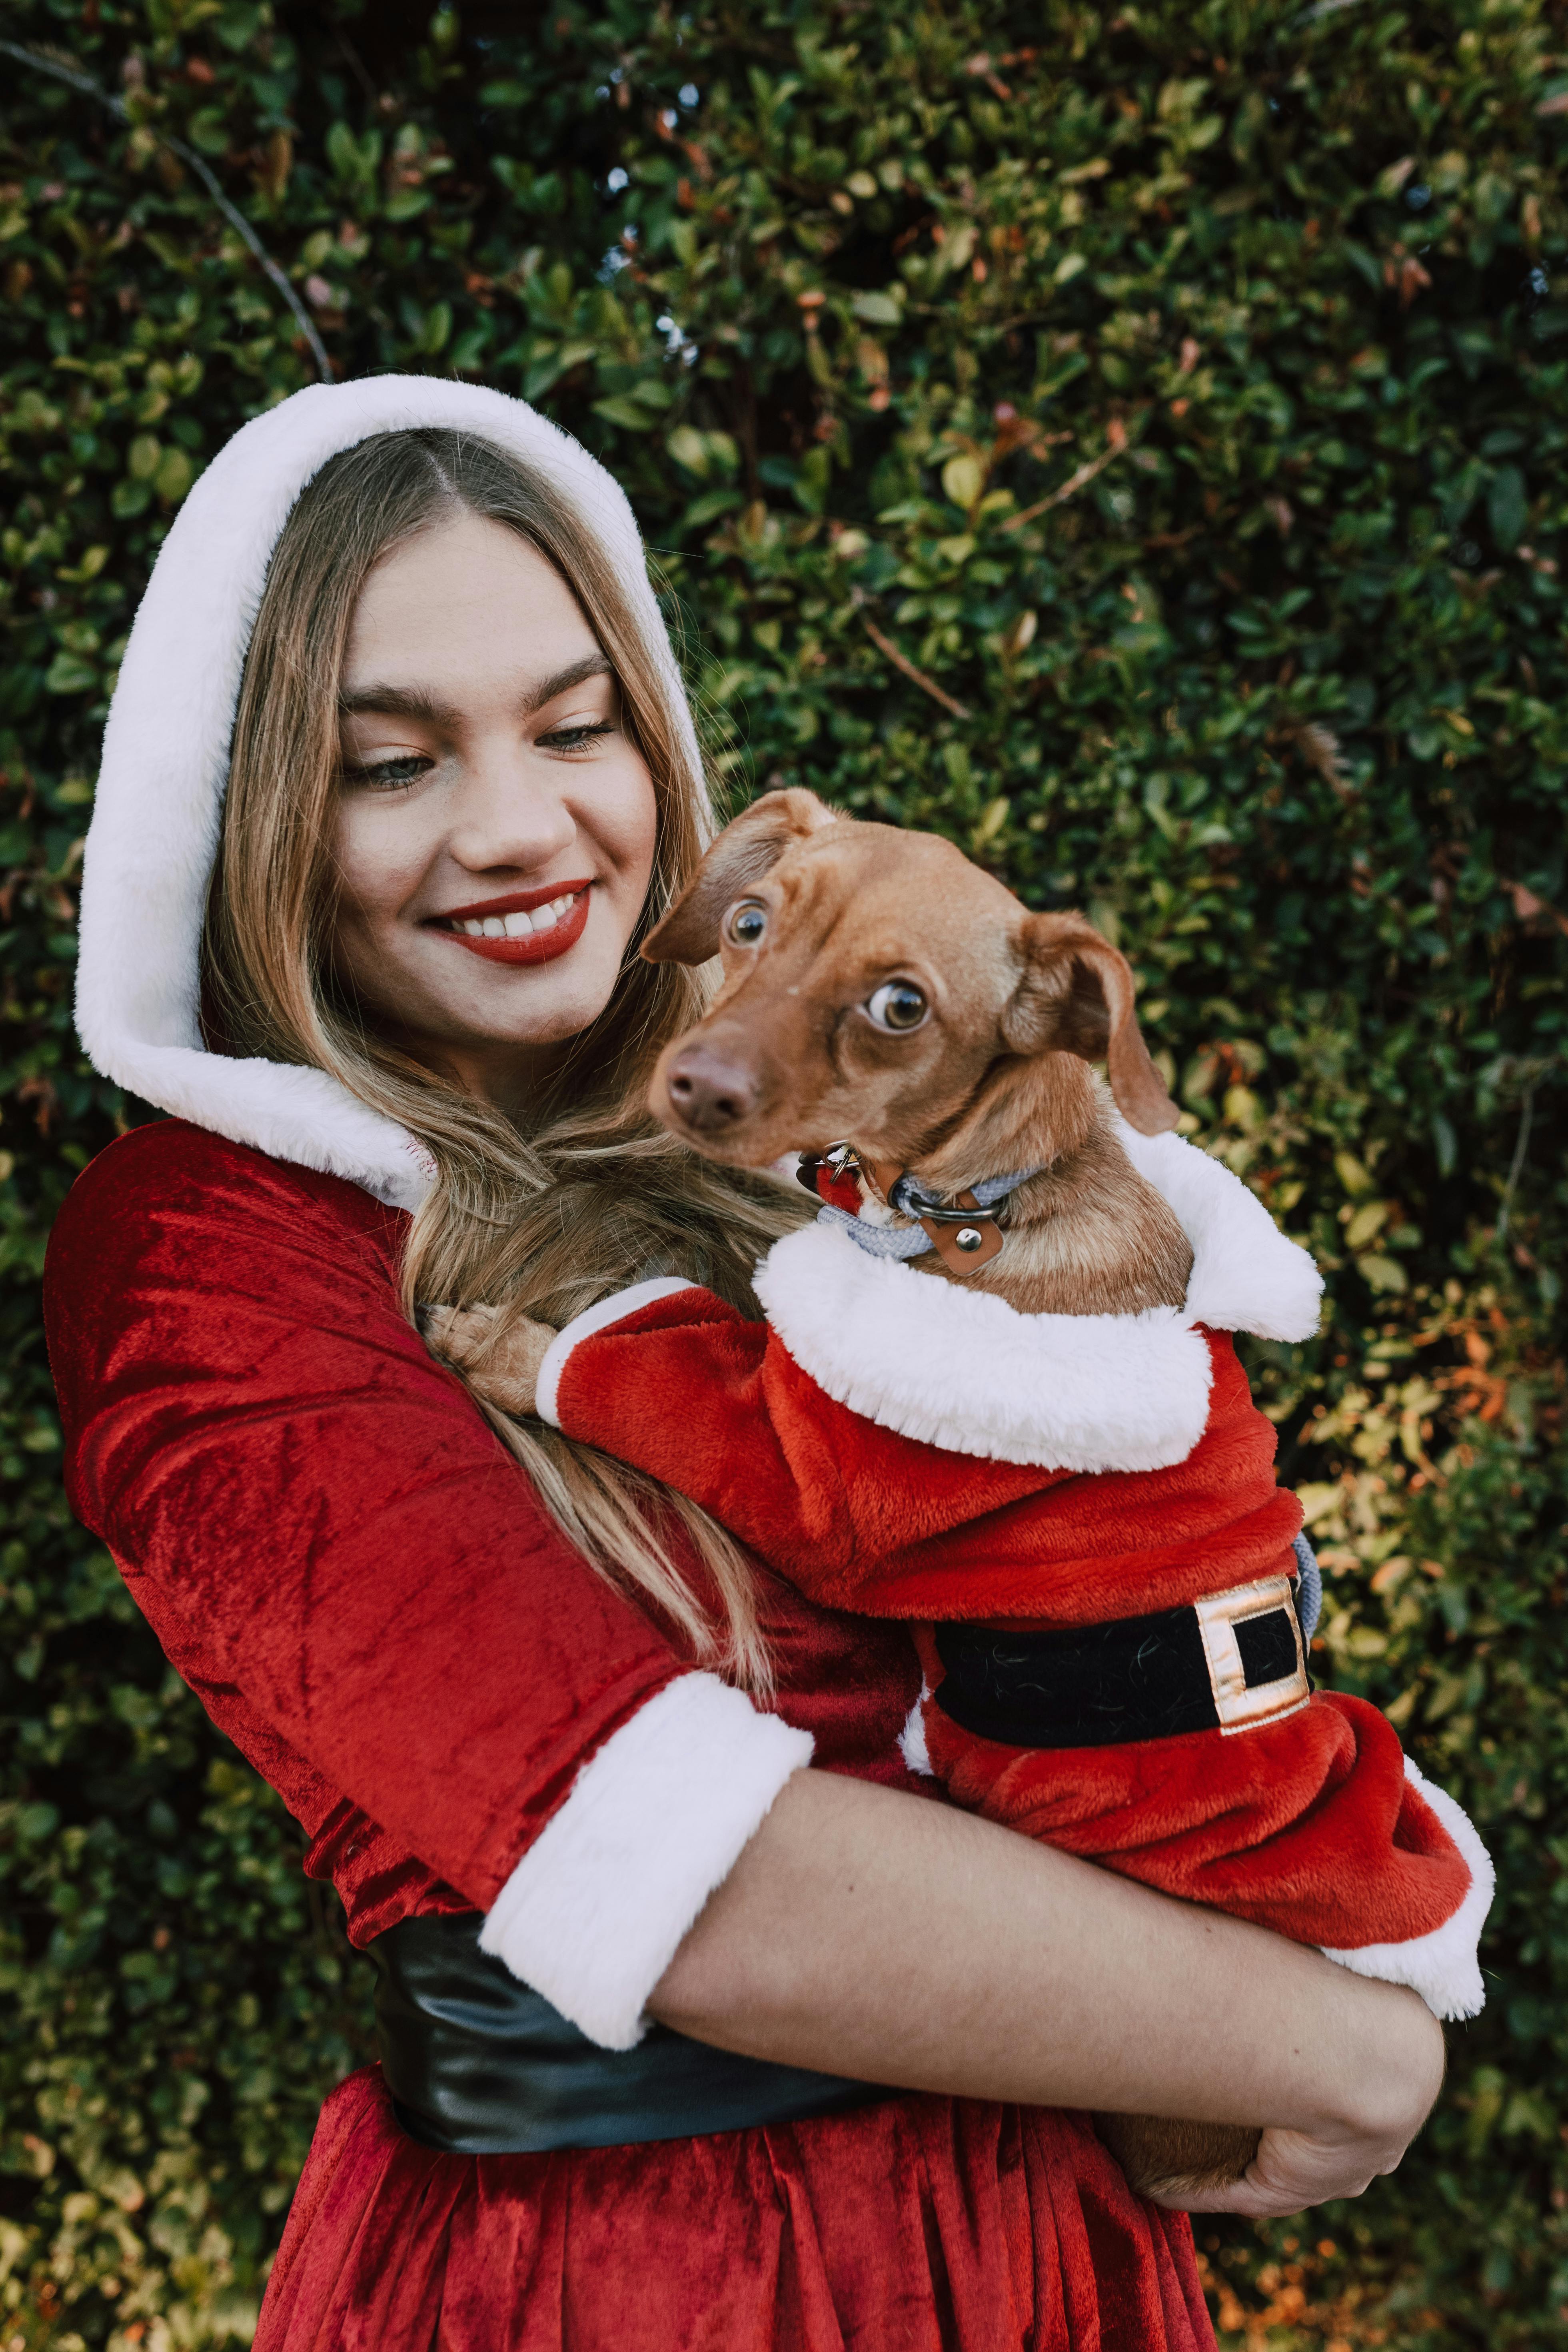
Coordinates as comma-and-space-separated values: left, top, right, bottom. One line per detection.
2, 0, 1566, 2342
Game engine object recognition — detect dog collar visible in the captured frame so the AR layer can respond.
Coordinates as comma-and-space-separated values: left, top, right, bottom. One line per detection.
798, 1147, 1041, 1276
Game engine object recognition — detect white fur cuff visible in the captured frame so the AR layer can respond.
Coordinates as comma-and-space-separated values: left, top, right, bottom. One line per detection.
478, 1672, 814, 2050
1320, 1757, 1495, 2021
534, 1278, 696, 1428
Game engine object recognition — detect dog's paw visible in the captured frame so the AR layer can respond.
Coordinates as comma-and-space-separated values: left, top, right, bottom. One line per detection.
425, 1304, 557, 1418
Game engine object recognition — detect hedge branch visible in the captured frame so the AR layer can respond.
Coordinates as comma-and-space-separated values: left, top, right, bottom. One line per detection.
1497, 1088, 1535, 1244
1, 40, 332, 381
999, 416, 1129, 533
853, 599, 972, 718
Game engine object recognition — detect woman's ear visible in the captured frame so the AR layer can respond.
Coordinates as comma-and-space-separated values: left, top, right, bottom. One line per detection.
641, 787, 836, 965
1000, 912, 1179, 1136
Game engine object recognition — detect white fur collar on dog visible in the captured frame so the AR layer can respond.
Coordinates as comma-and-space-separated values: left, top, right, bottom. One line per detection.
752, 1124, 1322, 1473
75, 377, 704, 1211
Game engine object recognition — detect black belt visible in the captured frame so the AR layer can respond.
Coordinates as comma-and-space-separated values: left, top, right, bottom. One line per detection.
933, 1570, 1312, 1751
372, 1912, 885, 2154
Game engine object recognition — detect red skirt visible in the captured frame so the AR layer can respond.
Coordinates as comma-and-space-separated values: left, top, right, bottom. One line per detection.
256, 2067, 1214, 2352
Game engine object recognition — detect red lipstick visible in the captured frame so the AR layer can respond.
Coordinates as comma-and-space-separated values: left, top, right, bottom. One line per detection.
427, 879, 594, 966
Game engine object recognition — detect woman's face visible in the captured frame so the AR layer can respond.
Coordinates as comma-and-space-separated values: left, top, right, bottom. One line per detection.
331, 507, 659, 1110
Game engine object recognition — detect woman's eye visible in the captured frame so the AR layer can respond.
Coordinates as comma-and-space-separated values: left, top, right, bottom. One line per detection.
865, 980, 929, 1032
725, 899, 768, 946
538, 721, 613, 754
344, 753, 432, 791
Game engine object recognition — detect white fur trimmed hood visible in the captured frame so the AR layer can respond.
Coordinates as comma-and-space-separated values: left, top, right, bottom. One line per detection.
75, 377, 703, 1211
752, 1122, 1323, 1473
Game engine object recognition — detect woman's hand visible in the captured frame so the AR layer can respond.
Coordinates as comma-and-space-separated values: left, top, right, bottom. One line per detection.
1162, 2039, 1445, 2217
425, 1303, 557, 1417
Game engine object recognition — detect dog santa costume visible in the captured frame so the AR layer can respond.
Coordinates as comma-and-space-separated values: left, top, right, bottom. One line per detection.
532, 1130, 1492, 2021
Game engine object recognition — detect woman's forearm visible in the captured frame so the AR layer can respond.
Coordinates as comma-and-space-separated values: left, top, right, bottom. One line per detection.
649, 1769, 1444, 2200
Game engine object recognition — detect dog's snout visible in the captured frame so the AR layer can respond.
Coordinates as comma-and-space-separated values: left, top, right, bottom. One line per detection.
663, 1047, 759, 1134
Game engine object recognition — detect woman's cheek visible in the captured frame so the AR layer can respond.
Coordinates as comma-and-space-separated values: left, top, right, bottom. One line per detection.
328, 803, 432, 1019
333, 797, 425, 930
596, 755, 659, 893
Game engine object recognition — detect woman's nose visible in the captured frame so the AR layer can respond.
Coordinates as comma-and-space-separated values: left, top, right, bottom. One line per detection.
444, 746, 578, 875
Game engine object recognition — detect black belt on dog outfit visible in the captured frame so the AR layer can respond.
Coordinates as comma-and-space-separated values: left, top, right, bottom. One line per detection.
932, 1568, 1314, 1751
372, 1913, 885, 2155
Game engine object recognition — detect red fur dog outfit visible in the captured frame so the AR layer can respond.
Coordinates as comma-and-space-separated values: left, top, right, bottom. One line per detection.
537, 1121, 1492, 2018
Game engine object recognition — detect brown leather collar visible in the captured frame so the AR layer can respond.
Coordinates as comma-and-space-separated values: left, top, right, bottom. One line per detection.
858, 1154, 1007, 1276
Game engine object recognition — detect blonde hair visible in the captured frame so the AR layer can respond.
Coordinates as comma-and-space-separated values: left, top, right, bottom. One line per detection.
204, 428, 806, 1690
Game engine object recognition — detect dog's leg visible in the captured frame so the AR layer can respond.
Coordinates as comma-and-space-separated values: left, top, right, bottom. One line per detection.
424, 1304, 557, 1418
1093, 2113, 1262, 2200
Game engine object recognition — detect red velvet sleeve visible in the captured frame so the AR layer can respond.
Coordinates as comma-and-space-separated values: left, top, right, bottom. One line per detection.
43, 1121, 693, 1915
544, 1284, 1057, 1598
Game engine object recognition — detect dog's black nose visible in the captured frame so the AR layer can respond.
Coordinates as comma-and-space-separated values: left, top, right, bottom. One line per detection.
663, 1048, 758, 1133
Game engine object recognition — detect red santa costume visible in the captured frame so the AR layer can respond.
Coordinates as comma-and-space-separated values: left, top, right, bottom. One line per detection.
42, 376, 1216, 2352
525, 1146, 1491, 2022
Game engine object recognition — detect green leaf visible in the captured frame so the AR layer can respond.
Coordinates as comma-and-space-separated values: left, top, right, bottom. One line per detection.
941, 454, 985, 510
595, 394, 662, 431
851, 289, 902, 325
155, 448, 194, 504
1488, 466, 1528, 551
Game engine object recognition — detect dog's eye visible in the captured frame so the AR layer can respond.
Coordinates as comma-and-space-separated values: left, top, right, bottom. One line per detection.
725, 899, 767, 946
865, 980, 929, 1033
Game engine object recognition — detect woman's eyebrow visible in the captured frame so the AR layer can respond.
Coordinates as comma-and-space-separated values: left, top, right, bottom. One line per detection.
524, 653, 615, 711
338, 655, 614, 727
338, 683, 460, 726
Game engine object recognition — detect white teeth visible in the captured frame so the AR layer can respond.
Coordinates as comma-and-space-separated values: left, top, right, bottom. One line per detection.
448, 890, 580, 941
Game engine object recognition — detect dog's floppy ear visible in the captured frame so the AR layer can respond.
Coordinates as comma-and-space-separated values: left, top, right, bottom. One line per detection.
1000, 912, 1179, 1136
641, 788, 836, 965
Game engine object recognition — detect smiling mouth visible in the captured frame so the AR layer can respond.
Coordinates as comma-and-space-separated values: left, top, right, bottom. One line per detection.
426, 880, 594, 966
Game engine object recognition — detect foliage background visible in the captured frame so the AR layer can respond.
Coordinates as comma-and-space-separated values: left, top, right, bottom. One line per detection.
2, 0, 1566, 2342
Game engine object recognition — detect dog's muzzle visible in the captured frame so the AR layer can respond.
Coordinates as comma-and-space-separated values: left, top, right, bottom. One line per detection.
932, 1571, 1312, 1751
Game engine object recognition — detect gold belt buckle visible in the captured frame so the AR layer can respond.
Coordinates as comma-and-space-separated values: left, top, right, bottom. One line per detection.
1192, 1573, 1310, 1735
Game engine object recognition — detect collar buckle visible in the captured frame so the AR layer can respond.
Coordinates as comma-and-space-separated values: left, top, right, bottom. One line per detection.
865, 1158, 1007, 1276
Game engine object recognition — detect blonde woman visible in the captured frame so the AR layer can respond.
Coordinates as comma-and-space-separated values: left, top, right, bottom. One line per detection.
43, 380, 1441, 2351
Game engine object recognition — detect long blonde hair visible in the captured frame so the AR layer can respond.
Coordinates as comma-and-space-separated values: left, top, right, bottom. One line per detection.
204, 427, 805, 1689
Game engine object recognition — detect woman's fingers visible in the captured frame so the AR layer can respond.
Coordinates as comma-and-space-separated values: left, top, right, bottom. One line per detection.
1159, 2096, 1432, 2218
1165, 2125, 1376, 2216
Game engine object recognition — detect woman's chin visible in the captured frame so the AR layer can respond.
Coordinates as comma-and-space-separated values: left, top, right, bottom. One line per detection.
426, 963, 623, 1058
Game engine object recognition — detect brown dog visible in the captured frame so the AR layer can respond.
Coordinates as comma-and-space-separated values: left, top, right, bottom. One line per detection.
437, 787, 1266, 2198
643, 788, 1258, 2197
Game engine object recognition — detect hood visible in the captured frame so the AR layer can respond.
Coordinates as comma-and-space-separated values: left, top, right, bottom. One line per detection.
75, 375, 703, 1211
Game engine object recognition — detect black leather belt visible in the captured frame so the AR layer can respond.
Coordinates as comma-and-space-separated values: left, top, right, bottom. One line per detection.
372, 1912, 885, 2154
933, 1570, 1312, 1751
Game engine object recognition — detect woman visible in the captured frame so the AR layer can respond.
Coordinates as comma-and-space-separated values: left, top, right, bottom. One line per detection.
44, 378, 1442, 2350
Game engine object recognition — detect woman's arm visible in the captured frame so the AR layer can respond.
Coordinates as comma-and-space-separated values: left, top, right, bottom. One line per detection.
45, 1126, 801, 1994
650, 1767, 1445, 2218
